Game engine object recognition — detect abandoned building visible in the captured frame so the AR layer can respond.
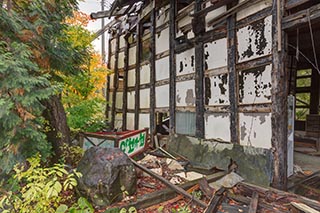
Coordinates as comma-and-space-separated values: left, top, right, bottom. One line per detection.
90, 0, 320, 190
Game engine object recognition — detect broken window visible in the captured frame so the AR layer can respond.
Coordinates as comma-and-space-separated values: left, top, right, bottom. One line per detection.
176, 112, 196, 136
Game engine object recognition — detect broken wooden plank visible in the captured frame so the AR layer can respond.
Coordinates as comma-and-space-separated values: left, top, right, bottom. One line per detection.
131, 159, 208, 208
291, 202, 320, 213
204, 187, 226, 213
248, 191, 259, 213
288, 170, 320, 190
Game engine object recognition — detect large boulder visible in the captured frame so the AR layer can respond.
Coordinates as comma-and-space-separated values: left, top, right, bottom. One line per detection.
76, 147, 137, 206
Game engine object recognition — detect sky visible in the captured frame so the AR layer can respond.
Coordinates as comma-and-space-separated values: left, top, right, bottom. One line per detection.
78, 0, 114, 54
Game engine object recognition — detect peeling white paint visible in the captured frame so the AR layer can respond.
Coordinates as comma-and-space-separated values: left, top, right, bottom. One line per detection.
177, 15, 194, 39
111, 39, 116, 52
205, 113, 230, 141
208, 74, 229, 106
127, 69, 136, 87
139, 113, 150, 129
176, 48, 195, 76
239, 64, 272, 104
239, 112, 272, 149
156, 56, 170, 81
156, 4, 170, 27
115, 113, 123, 130
140, 88, 150, 109
204, 38, 227, 70
119, 35, 126, 49
118, 51, 125, 69
237, 0, 272, 21
156, 84, 169, 108
176, 80, 195, 107
109, 73, 114, 88
129, 46, 136, 66
205, 5, 226, 31
116, 92, 123, 109
140, 64, 150, 85
127, 91, 135, 110
156, 27, 169, 54
126, 113, 135, 130
237, 15, 272, 63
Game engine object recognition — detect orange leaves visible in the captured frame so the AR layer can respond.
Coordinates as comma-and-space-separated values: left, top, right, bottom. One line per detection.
18, 29, 35, 42
65, 11, 92, 27
16, 103, 36, 122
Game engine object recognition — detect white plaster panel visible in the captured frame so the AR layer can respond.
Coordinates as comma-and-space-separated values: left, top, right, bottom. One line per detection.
114, 113, 123, 130
126, 113, 135, 130
118, 51, 125, 69
204, 38, 227, 70
156, 27, 170, 54
129, 46, 136, 66
177, 15, 194, 39
239, 112, 272, 149
156, 4, 170, 27
207, 73, 229, 106
110, 55, 115, 70
109, 74, 114, 88
176, 48, 195, 76
111, 39, 116, 52
156, 84, 169, 108
127, 91, 135, 110
237, 0, 272, 21
237, 15, 272, 63
140, 64, 150, 85
140, 88, 150, 109
127, 69, 136, 87
205, 113, 230, 141
119, 35, 126, 49
108, 92, 113, 103
115, 92, 123, 109
176, 80, 195, 107
205, 5, 226, 31
139, 113, 150, 129
156, 56, 169, 81
239, 64, 272, 104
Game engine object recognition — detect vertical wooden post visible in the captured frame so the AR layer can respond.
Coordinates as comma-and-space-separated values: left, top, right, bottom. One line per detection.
106, 38, 112, 123
135, 22, 142, 130
271, 0, 287, 190
169, 0, 176, 134
111, 34, 120, 130
310, 68, 320, 114
122, 34, 129, 130
194, 0, 205, 138
150, 8, 156, 143
227, 8, 238, 144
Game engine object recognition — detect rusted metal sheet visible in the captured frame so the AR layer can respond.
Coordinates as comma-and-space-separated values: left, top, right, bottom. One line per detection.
205, 113, 231, 141
140, 88, 150, 109
156, 84, 169, 108
140, 64, 150, 85
118, 51, 125, 69
126, 113, 135, 130
156, 27, 170, 54
127, 69, 136, 87
139, 113, 150, 129
176, 80, 195, 107
156, 4, 170, 27
237, 15, 272, 63
127, 91, 135, 110
206, 73, 229, 106
205, 4, 226, 31
237, 0, 272, 21
116, 92, 123, 109
176, 48, 195, 76
155, 56, 170, 81
239, 112, 272, 149
129, 46, 136, 66
238, 64, 272, 104
204, 38, 228, 70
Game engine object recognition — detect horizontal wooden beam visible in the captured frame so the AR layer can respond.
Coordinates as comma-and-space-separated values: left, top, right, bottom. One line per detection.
190, 0, 234, 17
285, 0, 310, 10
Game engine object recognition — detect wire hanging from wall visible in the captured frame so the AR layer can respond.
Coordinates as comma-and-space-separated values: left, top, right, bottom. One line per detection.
307, 9, 319, 75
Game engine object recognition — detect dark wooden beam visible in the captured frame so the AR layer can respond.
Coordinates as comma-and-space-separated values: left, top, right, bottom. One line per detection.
310, 68, 320, 114
271, 0, 288, 190
122, 35, 130, 130
149, 9, 156, 144
204, 188, 226, 213
134, 23, 142, 130
248, 191, 259, 213
194, 0, 205, 138
285, 0, 311, 10
111, 34, 120, 130
191, 0, 234, 17
169, 0, 177, 134
282, 3, 320, 30
227, 4, 239, 144
106, 38, 112, 123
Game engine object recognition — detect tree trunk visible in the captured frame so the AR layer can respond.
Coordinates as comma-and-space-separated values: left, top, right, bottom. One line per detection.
42, 94, 70, 162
